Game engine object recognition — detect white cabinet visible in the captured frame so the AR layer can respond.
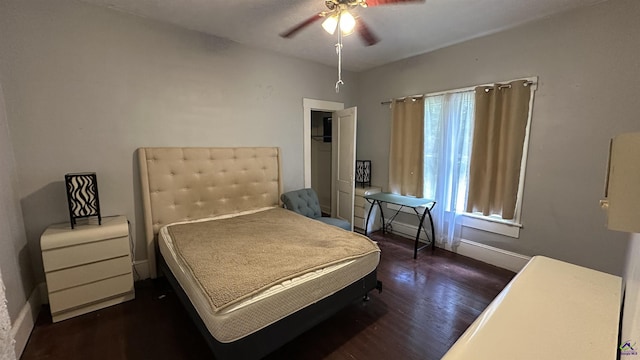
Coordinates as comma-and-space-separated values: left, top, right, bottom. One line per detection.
443, 256, 621, 360
41, 215, 135, 322
354, 186, 381, 234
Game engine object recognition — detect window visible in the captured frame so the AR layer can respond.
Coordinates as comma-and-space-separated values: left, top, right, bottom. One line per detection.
423, 90, 476, 242
423, 91, 474, 212
423, 79, 536, 240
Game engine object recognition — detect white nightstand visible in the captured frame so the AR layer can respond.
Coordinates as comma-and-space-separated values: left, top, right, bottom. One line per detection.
354, 186, 382, 234
40, 215, 135, 322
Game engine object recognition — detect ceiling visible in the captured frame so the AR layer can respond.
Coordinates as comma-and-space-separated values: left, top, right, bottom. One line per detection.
80, 0, 606, 72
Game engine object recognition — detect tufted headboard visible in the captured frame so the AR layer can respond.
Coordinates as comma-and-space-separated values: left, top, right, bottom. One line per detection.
138, 147, 282, 278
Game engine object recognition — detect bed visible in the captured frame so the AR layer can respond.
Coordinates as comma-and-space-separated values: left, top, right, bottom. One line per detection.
137, 147, 382, 359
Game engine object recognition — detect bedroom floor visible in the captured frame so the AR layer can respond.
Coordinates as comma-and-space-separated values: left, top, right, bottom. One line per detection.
21, 231, 515, 360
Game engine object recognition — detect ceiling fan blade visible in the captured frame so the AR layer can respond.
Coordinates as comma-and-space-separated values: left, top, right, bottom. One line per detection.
356, 19, 380, 46
364, 0, 425, 7
280, 13, 324, 38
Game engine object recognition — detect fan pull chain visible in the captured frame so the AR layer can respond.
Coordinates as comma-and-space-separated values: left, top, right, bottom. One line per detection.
335, 14, 344, 93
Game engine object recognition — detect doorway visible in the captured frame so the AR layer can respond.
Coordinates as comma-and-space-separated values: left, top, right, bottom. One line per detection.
303, 98, 343, 216
311, 111, 333, 214
303, 99, 357, 229
303, 98, 344, 189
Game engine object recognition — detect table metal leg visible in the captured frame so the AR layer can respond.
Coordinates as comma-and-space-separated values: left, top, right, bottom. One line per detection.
414, 209, 429, 259
364, 200, 386, 236
426, 208, 435, 251
377, 201, 386, 234
364, 200, 374, 237
412, 206, 436, 259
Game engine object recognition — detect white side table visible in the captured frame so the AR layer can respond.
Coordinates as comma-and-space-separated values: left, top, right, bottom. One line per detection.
40, 215, 135, 322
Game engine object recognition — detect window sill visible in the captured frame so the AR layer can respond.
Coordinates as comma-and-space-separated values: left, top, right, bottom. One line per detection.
460, 213, 521, 238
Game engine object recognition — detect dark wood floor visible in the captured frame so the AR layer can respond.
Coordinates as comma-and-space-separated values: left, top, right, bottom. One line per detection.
21, 231, 515, 360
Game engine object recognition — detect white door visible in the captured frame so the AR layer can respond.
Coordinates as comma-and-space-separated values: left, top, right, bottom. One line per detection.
331, 107, 357, 230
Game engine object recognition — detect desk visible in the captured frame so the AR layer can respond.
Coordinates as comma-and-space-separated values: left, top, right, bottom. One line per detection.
364, 192, 436, 259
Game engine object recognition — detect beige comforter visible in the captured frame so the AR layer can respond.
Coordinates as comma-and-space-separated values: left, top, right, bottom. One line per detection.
166, 207, 380, 312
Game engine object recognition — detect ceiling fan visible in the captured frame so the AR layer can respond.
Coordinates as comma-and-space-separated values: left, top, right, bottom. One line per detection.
280, 0, 425, 46
280, 0, 425, 92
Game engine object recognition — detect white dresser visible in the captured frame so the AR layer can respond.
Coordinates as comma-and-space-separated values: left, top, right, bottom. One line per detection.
442, 256, 622, 360
354, 186, 382, 234
41, 215, 135, 322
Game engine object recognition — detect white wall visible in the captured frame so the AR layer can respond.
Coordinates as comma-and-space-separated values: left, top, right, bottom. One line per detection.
0, 80, 36, 358
355, 0, 640, 275
0, 0, 356, 282
2, 0, 637, 284
0, 83, 34, 326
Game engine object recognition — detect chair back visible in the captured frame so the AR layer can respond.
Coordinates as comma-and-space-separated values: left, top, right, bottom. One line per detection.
280, 188, 322, 219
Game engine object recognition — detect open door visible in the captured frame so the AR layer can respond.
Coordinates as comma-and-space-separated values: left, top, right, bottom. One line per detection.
331, 107, 357, 230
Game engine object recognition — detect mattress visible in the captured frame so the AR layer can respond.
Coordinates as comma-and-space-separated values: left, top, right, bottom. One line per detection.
159, 207, 380, 343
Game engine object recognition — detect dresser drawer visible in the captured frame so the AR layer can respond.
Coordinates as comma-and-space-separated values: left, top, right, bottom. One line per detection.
45, 255, 132, 292
42, 236, 130, 271
49, 273, 134, 315
355, 195, 366, 209
354, 216, 365, 230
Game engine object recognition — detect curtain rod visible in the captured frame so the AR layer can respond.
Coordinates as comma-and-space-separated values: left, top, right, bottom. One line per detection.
380, 78, 537, 105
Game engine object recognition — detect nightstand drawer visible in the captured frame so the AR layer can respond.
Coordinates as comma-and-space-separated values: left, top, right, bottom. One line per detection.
42, 236, 130, 271
354, 216, 365, 230
45, 256, 132, 292
49, 273, 134, 315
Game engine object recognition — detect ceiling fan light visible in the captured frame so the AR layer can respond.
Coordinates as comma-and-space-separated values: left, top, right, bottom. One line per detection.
339, 11, 356, 34
322, 15, 338, 35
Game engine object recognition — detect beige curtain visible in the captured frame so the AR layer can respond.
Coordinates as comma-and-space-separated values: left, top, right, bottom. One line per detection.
389, 97, 425, 197
466, 80, 531, 219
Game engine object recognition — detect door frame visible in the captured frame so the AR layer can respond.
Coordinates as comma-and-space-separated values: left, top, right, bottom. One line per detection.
303, 98, 344, 188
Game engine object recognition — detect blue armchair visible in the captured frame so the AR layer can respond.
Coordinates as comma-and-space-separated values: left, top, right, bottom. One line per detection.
280, 188, 351, 231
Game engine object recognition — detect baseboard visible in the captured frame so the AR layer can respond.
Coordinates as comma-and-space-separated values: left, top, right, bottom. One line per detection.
11, 283, 43, 358
388, 220, 530, 272
453, 239, 530, 272
133, 260, 150, 280
387, 220, 431, 242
